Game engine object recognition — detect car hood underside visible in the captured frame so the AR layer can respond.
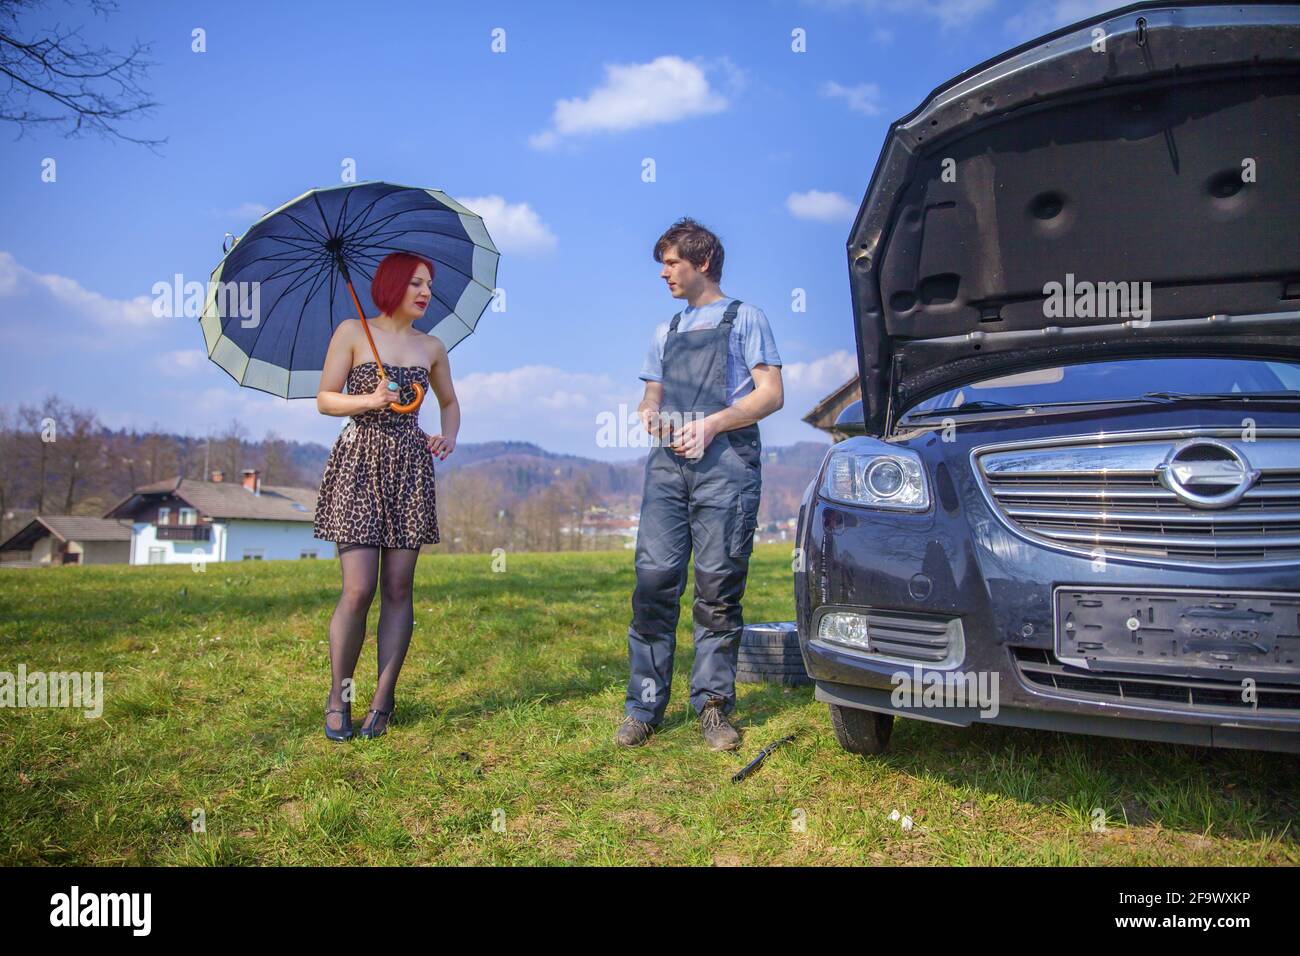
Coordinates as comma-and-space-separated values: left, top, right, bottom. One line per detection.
847, 2, 1300, 434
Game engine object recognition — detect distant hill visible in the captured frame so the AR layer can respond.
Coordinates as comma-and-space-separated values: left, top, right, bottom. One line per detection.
300, 436, 832, 524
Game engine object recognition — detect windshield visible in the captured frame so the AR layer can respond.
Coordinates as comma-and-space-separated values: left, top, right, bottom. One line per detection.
902, 358, 1300, 418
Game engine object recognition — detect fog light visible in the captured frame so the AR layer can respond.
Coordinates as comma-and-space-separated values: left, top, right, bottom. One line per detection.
818, 611, 872, 650
816, 609, 967, 668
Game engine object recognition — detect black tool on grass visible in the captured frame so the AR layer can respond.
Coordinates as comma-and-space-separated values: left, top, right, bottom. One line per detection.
731, 734, 795, 783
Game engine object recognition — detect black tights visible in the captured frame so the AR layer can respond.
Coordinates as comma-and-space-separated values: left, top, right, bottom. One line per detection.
325, 544, 420, 733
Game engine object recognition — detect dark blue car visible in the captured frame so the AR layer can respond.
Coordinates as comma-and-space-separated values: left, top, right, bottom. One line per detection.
794, 1, 1300, 754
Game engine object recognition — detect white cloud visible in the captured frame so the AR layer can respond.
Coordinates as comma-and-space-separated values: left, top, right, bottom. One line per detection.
173, 385, 334, 444
0, 250, 158, 347
215, 201, 271, 222
456, 364, 624, 416
925, 0, 998, 27
154, 349, 209, 376
455, 195, 558, 255
785, 189, 856, 223
1004, 0, 1116, 40
805, 0, 996, 29
451, 363, 648, 456
821, 80, 883, 116
780, 350, 858, 394
447, 358, 859, 456
530, 55, 730, 149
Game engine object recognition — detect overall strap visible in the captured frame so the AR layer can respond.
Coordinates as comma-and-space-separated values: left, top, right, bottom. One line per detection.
718, 299, 742, 327
668, 299, 741, 333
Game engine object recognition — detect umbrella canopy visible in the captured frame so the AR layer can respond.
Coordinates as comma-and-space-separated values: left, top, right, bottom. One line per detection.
200, 180, 499, 400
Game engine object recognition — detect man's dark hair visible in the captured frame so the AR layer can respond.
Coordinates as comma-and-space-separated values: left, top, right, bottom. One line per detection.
653, 217, 724, 282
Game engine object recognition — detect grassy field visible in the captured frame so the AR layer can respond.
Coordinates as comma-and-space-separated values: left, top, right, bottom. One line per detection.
0, 544, 1296, 866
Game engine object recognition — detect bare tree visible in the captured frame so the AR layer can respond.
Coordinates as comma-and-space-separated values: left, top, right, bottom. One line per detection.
436, 471, 506, 554
58, 403, 101, 511
138, 424, 176, 484
0, 0, 164, 150
0, 405, 17, 526
260, 429, 303, 487
217, 418, 247, 481
16, 395, 63, 512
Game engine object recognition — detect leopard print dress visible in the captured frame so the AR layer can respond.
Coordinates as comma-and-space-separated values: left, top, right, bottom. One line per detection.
312, 361, 440, 551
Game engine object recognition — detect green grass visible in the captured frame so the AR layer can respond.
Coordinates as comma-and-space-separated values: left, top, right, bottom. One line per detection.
0, 544, 1296, 866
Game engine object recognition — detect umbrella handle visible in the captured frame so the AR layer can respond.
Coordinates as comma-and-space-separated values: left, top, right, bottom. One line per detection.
388, 381, 425, 414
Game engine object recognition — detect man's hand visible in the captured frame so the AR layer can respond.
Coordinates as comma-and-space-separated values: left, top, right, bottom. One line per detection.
638, 382, 666, 441
669, 416, 719, 460
639, 404, 665, 439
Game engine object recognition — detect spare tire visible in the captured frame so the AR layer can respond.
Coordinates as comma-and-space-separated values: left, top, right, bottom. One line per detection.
736, 622, 811, 686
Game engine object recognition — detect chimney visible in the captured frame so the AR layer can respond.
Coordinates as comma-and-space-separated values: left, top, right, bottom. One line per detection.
210, 469, 224, 482
241, 468, 261, 495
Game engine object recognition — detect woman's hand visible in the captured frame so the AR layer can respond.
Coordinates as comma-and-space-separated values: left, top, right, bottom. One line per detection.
425, 431, 455, 460
367, 379, 397, 409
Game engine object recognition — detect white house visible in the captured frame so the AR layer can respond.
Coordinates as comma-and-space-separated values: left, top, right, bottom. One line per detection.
103, 469, 330, 564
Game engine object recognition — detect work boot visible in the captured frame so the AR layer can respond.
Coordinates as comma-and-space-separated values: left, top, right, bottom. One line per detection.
614, 714, 656, 747
700, 697, 741, 751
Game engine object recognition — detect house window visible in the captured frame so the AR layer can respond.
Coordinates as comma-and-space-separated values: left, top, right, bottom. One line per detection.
148, 547, 165, 564
299, 550, 318, 559
242, 549, 265, 561
178, 508, 197, 526
157, 506, 171, 525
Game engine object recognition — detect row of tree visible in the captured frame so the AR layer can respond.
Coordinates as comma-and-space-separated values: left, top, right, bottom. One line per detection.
0, 397, 308, 538
0, 398, 629, 554
433, 470, 626, 554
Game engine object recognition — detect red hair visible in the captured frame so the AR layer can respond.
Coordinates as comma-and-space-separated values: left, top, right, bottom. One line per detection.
370, 251, 436, 316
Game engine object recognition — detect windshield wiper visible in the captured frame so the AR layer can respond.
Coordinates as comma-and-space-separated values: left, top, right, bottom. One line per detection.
904, 400, 1024, 419
902, 389, 1300, 424
1139, 390, 1300, 403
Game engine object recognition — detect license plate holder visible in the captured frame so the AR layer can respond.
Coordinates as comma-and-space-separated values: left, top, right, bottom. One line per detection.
1054, 586, 1300, 679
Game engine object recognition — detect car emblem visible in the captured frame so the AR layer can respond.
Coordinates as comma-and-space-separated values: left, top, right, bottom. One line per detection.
1154, 438, 1260, 509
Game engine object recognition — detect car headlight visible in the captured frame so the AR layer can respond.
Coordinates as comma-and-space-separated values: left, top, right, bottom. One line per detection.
821, 443, 929, 511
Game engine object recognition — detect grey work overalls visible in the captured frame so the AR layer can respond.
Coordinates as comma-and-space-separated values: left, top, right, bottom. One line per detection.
625, 299, 762, 724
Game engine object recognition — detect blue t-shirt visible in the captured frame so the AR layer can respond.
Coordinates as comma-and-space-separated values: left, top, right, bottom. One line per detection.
639, 297, 782, 406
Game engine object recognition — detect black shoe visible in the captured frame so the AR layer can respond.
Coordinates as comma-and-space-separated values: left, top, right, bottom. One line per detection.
358, 707, 392, 739
700, 697, 740, 751
614, 715, 656, 747
324, 702, 353, 742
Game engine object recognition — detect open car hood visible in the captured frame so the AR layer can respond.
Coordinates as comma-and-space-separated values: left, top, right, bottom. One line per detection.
848, 1, 1300, 435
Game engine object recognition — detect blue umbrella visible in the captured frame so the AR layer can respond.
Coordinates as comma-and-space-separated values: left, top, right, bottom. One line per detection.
200, 180, 499, 412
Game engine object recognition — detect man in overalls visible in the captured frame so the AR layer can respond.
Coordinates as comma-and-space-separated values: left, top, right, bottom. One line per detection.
616, 218, 784, 750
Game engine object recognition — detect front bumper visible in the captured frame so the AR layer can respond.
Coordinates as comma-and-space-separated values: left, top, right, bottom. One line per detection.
795, 497, 1300, 754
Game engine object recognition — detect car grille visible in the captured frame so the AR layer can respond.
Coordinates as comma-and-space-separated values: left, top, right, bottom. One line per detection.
974, 429, 1300, 566
1012, 647, 1300, 714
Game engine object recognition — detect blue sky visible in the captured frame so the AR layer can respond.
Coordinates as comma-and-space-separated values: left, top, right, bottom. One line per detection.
0, 0, 1113, 459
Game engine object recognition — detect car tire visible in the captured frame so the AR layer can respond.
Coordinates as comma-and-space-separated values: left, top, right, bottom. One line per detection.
828, 703, 894, 755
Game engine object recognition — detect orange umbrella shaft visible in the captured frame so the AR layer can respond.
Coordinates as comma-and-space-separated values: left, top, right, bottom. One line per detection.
345, 278, 386, 377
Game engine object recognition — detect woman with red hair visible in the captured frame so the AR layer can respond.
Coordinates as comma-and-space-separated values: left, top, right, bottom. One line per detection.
312, 251, 460, 740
